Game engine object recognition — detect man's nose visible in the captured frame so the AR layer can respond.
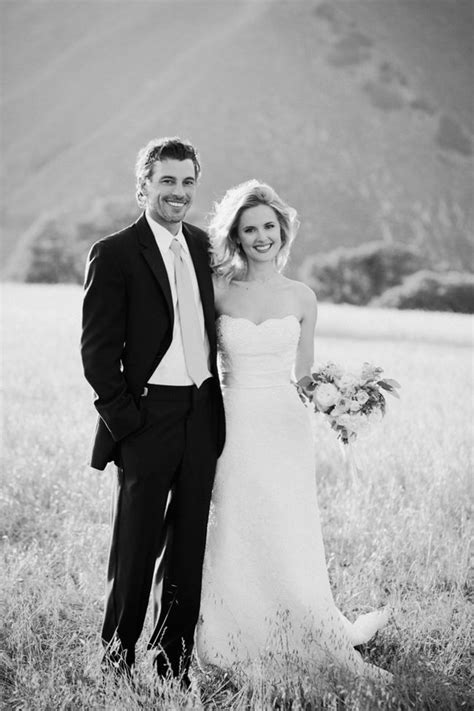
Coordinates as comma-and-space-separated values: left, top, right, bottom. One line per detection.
172, 184, 185, 197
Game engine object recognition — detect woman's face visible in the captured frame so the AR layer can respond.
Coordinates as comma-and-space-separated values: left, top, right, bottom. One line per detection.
237, 204, 282, 264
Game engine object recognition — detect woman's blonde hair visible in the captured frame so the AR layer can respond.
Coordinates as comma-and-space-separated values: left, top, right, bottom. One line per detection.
209, 180, 299, 281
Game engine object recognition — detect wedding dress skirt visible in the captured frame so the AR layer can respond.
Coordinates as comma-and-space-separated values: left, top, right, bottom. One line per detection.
196, 315, 390, 682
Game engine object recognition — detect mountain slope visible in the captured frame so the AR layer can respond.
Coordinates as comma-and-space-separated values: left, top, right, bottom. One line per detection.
1, 0, 472, 276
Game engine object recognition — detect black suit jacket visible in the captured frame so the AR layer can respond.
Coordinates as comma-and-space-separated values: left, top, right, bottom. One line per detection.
81, 213, 225, 470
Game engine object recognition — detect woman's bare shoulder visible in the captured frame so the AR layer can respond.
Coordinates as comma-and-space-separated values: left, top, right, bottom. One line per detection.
283, 277, 317, 306
212, 274, 229, 293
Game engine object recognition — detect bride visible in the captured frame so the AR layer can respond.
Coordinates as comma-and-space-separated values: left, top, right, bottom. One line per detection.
195, 180, 391, 683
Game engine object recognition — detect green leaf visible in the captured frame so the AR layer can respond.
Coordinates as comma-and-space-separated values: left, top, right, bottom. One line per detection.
383, 378, 401, 389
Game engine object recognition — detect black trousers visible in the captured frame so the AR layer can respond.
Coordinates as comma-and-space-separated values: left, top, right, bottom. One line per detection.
101, 380, 218, 675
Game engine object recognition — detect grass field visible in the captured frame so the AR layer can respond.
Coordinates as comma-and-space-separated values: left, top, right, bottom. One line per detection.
1, 283, 472, 709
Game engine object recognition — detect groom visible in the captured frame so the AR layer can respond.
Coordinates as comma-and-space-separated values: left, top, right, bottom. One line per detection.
81, 137, 225, 682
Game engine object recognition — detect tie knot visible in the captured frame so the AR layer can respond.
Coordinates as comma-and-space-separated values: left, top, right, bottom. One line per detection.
170, 239, 182, 257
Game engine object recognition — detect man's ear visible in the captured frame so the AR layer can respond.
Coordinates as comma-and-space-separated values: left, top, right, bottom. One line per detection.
139, 181, 148, 202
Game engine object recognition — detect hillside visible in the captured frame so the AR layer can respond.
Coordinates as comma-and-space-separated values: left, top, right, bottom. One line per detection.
1, 0, 473, 278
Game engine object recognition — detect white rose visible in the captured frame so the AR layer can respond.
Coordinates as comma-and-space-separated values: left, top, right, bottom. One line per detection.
314, 383, 339, 411
368, 407, 383, 425
339, 374, 358, 394
332, 396, 351, 415
355, 413, 370, 431
335, 413, 358, 432
321, 362, 343, 380
356, 390, 369, 405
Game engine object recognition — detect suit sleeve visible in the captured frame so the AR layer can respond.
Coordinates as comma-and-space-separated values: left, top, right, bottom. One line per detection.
81, 239, 142, 442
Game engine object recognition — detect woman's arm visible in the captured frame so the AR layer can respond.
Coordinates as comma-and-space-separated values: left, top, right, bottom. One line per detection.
294, 283, 318, 383
212, 274, 228, 314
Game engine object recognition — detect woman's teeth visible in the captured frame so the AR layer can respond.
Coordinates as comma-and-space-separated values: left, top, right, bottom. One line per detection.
254, 243, 273, 253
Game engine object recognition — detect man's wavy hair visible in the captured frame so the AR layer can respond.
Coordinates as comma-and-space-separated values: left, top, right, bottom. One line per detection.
209, 180, 299, 281
135, 137, 201, 208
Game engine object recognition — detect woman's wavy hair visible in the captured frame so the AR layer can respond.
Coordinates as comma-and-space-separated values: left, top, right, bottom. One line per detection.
135, 137, 201, 208
209, 180, 299, 281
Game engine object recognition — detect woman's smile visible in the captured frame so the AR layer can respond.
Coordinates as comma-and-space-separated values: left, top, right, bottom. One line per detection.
253, 241, 274, 253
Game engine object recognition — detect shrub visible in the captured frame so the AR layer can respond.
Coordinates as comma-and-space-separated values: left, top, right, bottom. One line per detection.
372, 270, 474, 313
17, 198, 207, 284
19, 197, 139, 284
24, 217, 81, 283
304, 241, 425, 305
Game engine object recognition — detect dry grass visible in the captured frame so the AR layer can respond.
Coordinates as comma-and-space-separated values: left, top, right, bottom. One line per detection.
1, 284, 472, 709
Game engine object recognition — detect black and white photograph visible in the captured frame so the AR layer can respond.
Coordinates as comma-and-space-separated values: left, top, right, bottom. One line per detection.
1, 1, 473, 709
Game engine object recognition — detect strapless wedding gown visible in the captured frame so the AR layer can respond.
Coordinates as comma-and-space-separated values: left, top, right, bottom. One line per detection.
196, 315, 390, 682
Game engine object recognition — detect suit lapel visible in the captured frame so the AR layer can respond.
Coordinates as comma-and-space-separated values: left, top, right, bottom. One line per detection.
135, 215, 216, 360
134, 213, 174, 323
182, 223, 217, 353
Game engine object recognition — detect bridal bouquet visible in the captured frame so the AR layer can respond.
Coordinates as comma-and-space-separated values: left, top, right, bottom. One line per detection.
297, 361, 400, 444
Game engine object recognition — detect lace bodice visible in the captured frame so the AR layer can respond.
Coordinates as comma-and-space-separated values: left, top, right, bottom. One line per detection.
216, 314, 301, 388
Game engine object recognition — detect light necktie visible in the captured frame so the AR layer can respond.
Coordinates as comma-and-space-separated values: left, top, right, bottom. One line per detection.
169, 239, 210, 387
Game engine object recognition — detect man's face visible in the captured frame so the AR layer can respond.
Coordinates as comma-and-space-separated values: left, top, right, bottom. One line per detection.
143, 159, 197, 233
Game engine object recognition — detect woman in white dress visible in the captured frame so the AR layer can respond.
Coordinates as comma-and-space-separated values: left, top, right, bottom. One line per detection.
195, 180, 391, 684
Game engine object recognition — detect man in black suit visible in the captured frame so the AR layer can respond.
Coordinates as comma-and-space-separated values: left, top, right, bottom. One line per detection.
81, 137, 225, 683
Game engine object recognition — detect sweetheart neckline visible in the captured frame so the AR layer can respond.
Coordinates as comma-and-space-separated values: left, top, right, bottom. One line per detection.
217, 314, 300, 328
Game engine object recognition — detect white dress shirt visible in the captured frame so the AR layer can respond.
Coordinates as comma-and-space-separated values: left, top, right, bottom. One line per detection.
145, 211, 211, 385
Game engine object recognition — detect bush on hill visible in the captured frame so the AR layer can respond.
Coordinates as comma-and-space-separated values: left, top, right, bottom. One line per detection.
20, 198, 139, 284
18, 199, 208, 284
304, 241, 425, 305
372, 270, 474, 313
24, 216, 81, 284
17, 212, 474, 314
